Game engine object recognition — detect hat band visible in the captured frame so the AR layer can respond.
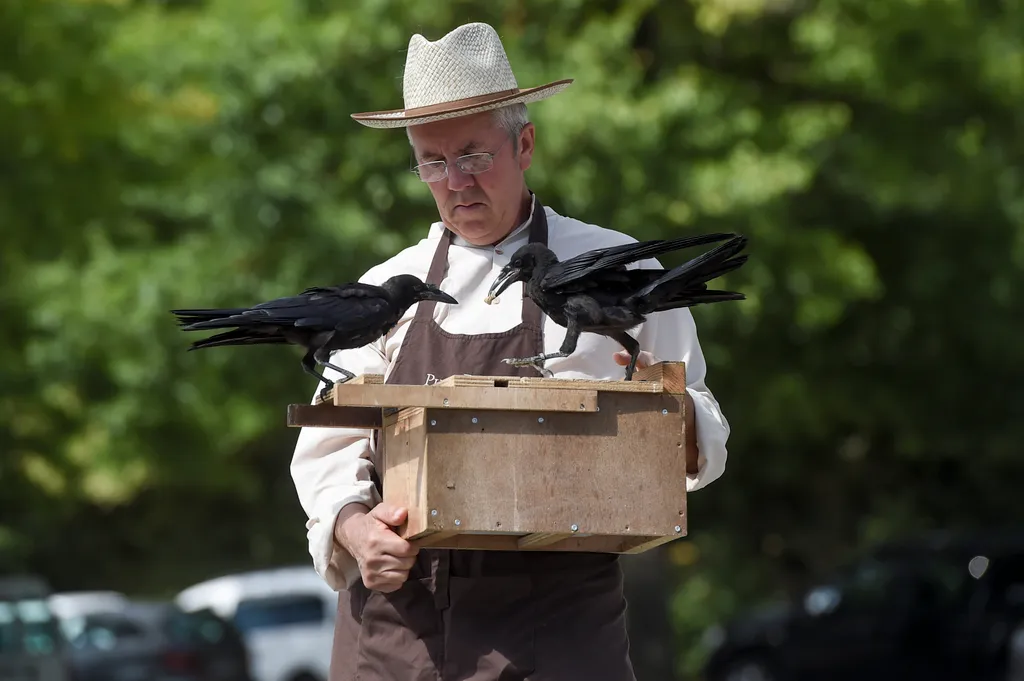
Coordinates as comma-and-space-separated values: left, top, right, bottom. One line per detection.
403, 88, 520, 117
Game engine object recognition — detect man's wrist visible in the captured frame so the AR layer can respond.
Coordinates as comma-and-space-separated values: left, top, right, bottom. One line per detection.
333, 502, 370, 552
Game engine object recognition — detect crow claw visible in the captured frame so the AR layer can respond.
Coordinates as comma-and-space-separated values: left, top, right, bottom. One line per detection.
502, 356, 552, 377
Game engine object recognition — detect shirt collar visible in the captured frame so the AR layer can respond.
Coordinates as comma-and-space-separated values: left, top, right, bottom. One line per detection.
426, 192, 536, 249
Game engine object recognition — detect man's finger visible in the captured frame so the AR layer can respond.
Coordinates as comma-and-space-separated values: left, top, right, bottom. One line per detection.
366, 573, 408, 593
393, 554, 418, 570
369, 502, 408, 528
364, 566, 414, 592
612, 350, 657, 369
365, 553, 417, 573
371, 535, 419, 560
363, 549, 398, 568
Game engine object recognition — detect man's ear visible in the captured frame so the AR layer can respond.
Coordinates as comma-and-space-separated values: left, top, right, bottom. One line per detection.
517, 122, 536, 172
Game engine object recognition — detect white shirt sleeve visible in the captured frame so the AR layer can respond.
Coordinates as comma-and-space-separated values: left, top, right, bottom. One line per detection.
633, 265, 732, 492
289, 324, 389, 592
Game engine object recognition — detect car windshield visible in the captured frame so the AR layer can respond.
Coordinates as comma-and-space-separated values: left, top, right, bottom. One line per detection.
232, 594, 325, 633
0, 598, 61, 655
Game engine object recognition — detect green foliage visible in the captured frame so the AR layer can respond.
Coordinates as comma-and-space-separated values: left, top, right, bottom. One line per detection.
2, 0, 1023, 677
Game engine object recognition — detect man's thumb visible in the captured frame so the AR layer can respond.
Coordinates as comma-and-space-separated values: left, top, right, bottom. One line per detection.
371, 503, 408, 527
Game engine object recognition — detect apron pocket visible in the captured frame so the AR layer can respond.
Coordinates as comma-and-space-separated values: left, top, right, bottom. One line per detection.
443, 574, 537, 680
356, 576, 445, 681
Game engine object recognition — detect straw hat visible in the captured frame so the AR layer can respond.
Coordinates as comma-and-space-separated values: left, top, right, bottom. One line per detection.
351, 22, 573, 128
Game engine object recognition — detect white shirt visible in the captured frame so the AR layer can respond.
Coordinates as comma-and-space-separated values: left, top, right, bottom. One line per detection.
290, 201, 733, 590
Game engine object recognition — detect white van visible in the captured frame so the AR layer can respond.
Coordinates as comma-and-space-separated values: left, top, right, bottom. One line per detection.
175, 566, 337, 681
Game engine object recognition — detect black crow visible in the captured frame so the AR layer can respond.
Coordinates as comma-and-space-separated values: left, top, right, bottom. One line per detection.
484, 233, 748, 380
171, 274, 457, 399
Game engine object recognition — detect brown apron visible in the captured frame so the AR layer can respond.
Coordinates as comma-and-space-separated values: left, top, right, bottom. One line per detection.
329, 195, 637, 681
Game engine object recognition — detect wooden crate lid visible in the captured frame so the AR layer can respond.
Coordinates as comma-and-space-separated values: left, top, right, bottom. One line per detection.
289, 361, 686, 428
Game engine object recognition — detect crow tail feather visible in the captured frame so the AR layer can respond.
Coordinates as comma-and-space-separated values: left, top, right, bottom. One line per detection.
629, 235, 749, 312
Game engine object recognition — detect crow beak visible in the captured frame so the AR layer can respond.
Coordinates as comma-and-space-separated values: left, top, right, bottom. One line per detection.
485, 267, 520, 304
423, 287, 458, 305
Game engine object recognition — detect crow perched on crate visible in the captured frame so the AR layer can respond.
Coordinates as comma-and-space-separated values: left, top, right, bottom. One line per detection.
484, 233, 748, 380
171, 274, 458, 399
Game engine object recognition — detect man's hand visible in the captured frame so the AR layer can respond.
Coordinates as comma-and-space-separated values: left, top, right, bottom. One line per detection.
335, 503, 420, 593
613, 349, 658, 371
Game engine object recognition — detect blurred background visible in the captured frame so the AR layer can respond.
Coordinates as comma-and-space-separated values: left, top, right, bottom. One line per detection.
2, 0, 1024, 679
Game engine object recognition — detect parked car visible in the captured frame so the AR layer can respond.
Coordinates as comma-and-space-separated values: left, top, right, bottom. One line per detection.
176, 566, 337, 681
48, 591, 130, 622
0, 574, 71, 681
1010, 622, 1024, 681
702, 530, 1024, 681
61, 600, 252, 681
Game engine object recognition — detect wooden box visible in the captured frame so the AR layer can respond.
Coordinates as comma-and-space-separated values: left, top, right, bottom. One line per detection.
287, 362, 690, 554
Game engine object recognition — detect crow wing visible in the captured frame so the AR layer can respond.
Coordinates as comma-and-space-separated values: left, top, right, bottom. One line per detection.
544, 268, 666, 297
176, 283, 393, 331
627, 235, 748, 302
539, 233, 736, 290
251, 284, 393, 330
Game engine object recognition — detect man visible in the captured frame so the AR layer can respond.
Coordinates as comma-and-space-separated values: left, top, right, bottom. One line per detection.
290, 22, 733, 681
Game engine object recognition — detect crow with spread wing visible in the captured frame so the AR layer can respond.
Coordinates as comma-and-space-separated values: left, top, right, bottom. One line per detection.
484, 233, 748, 380
171, 274, 457, 399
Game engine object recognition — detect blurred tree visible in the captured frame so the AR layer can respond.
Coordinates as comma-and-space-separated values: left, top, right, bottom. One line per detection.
1, 0, 1023, 678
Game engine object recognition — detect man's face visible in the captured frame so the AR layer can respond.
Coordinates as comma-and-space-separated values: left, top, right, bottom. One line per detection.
407, 110, 535, 246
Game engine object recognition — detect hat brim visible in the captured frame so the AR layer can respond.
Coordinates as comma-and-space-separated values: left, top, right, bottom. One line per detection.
350, 79, 573, 128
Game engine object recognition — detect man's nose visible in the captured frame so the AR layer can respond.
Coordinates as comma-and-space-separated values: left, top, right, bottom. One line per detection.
446, 164, 475, 192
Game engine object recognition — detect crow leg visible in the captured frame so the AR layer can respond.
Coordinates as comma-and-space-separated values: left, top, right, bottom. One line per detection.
610, 331, 641, 381
502, 319, 581, 377
322, 361, 356, 382
314, 347, 356, 384
300, 350, 335, 400
308, 347, 356, 400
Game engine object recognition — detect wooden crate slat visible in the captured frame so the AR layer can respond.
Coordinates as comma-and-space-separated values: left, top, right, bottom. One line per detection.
633, 362, 686, 393
438, 374, 666, 393
287, 404, 382, 429
330, 384, 599, 413
314, 373, 384, 405
406, 531, 679, 554
516, 532, 575, 548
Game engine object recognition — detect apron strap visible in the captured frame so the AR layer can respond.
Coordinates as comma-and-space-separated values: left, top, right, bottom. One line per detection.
410, 227, 455, 323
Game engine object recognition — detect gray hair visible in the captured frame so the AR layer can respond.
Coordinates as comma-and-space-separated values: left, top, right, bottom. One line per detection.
406, 103, 530, 154
491, 103, 530, 151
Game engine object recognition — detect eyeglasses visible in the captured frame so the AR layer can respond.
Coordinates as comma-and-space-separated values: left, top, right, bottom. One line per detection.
411, 138, 510, 183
